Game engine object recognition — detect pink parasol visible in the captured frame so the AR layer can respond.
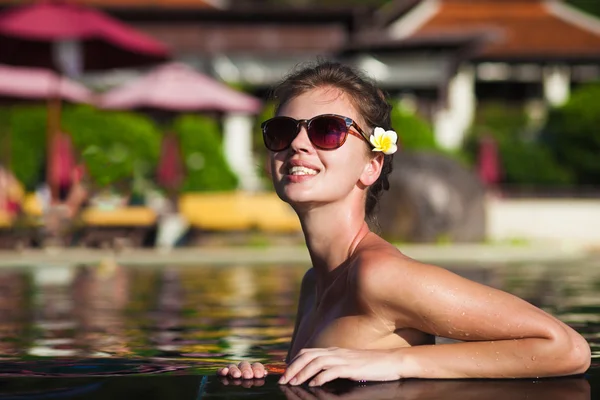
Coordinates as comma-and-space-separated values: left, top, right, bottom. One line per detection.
0, 2, 169, 72
99, 62, 262, 113
0, 64, 92, 103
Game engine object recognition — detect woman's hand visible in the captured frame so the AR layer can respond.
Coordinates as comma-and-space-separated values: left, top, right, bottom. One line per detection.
217, 361, 267, 379
279, 347, 404, 387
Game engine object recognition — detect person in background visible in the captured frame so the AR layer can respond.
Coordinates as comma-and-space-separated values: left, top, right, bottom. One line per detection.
0, 164, 24, 218
218, 61, 590, 386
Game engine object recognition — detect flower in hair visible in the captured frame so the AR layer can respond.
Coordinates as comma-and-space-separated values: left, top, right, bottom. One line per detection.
370, 127, 398, 155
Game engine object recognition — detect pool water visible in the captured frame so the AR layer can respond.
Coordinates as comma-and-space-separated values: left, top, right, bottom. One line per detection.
0, 258, 597, 399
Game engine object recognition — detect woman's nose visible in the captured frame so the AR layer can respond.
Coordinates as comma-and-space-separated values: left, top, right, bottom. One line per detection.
289, 125, 313, 153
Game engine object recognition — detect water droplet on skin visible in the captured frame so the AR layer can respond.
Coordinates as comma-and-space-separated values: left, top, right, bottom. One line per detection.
531, 356, 537, 361
461, 312, 465, 315
465, 333, 470, 337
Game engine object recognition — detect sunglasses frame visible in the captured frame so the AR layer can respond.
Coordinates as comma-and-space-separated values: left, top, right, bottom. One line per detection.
261, 114, 371, 152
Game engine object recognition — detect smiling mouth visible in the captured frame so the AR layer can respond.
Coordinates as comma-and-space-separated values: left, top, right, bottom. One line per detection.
288, 166, 319, 176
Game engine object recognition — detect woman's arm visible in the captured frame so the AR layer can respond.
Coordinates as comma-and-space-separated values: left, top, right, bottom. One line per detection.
362, 258, 590, 379
280, 255, 590, 386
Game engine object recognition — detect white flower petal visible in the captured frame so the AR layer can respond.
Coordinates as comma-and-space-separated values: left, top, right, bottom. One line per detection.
373, 127, 386, 138
385, 130, 398, 144
384, 144, 398, 155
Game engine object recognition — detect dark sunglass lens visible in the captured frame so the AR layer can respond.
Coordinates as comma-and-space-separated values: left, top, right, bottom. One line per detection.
263, 118, 298, 151
309, 116, 347, 149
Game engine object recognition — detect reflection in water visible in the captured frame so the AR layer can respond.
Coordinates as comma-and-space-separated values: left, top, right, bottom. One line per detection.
72, 259, 131, 356
208, 375, 591, 400
277, 378, 591, 400
0, 270, 30, 357
0, 258, 595, 397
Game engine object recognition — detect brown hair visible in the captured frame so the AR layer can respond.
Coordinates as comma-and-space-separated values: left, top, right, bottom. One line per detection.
270, 60, 394, 221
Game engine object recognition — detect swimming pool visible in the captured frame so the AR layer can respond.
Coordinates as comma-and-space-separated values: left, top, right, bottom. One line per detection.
0, 258, 597, 399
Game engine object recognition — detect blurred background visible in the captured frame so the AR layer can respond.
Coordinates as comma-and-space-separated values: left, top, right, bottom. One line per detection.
0, 0, 599, 250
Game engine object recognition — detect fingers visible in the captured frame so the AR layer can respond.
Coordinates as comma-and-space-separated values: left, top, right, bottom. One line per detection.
239, 361, 254, 379
281, 350, 335, 386
218, 362, 267, 379
308, 366, 347, 387
252, 362, 267, 379
280, 350, 320, 384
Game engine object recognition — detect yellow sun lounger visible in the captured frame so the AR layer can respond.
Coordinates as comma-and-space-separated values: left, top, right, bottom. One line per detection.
81, 207, 157, 227
179, 192, 301, 232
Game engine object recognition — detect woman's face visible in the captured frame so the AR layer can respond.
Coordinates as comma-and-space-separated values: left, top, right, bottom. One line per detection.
269, 86, 381, 209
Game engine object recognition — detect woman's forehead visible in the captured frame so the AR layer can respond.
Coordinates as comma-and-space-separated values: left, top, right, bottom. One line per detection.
280, 87, 364, 124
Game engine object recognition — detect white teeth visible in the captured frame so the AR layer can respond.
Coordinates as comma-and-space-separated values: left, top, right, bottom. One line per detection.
289, 166, 318, 176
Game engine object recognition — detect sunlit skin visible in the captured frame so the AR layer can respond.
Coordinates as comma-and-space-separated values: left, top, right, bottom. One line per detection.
217, 86, 591, 386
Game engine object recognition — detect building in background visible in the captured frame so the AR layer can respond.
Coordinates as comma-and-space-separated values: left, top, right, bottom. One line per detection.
2, 0, 599, 170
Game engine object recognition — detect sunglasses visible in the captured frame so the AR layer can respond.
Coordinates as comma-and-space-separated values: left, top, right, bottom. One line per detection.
261, 114, 371, 152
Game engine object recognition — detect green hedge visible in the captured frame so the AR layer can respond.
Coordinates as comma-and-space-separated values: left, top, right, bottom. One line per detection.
464, 103, 574, 186
172, 114, 238, 192
4, 105, 239, 193
390, 104, 438, 151
62, 106, 162, 189
7, 106, 47, 190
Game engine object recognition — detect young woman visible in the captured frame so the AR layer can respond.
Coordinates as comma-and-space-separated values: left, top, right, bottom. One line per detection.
217, 61, 590, 387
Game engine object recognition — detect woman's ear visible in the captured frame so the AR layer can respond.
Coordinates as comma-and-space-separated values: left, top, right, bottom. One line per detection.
359, 153, 384, 187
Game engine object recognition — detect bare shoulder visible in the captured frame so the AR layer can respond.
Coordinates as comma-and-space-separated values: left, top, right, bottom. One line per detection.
352, 235, 454, 304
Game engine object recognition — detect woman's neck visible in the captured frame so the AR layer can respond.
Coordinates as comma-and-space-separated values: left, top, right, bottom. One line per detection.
296, 199, 370, 275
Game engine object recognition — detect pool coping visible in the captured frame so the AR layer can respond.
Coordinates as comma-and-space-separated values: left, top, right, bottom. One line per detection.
0, 243, 595, 269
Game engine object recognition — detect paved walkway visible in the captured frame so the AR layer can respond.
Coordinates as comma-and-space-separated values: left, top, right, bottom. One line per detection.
0, 243, 595, 269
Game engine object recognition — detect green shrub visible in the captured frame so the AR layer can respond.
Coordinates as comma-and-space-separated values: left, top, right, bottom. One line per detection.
7, 106, 47, 190
3, 105, 162, 191
464, 102, 573, 186
543, 83, 600, 185
496, 139, 573, 185
62, 106, 161, 189
390, 104, 438, 151
172, 114, 238, 192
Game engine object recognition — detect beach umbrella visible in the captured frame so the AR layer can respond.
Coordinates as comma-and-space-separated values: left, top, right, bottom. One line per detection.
0, 64, 92, 103
99, 62, 262, 194
0, 64, 90, 195
0, 2, 169, 74
99, 62, 261, 113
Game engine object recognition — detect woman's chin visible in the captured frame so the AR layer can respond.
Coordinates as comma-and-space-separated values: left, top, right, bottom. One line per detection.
276, 184, 318, 206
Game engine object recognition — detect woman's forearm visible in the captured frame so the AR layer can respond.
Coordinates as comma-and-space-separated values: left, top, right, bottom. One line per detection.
398, 337, 590, 379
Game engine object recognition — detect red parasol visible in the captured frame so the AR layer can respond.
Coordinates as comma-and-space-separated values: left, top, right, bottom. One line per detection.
0, 2, 169, 72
